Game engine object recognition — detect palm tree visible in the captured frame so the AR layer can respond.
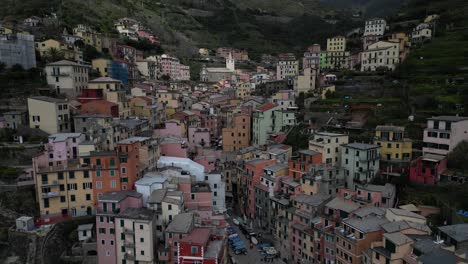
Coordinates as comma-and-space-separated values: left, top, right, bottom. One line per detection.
43, 47, 65, 63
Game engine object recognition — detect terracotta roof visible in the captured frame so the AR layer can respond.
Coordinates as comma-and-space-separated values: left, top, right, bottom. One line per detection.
180, 228, 211, 245
256, 103, 278, 112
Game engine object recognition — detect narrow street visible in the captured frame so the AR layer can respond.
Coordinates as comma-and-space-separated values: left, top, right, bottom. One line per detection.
227, 217, 284, 264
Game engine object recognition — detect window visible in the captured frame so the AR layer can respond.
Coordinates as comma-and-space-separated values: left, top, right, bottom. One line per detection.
191, 246, 198, 254
86, 194, 91, 200
67, 183, 77, 190
96, 170, 101, 177
101, 239, 105, 245
96, 181, 102, 189
83, 171, 89, 178
140, 225, 144, 230
191, 194, 195, 200
140, 251, 145, 256
70, 195, 76, 202
99, 228, 106, 234
110, 170, 115, 176
120, 219, 124, 227
121, 167, 126, 174
110, 180, 116, 188
58, 172, 64, 180
428, 131, 437, 138
83, 182, 92, 189
60, 196, 66, 203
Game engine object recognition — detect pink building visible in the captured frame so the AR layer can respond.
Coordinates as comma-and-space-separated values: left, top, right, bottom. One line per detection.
179, 181, 212, 211
409, 154, 447, 184
33, 133, 85, 171
159, 136, 188, 158
154, 121, 184, 137
137, 30, 160, 44
278, 176, 302, 196
336, 184, 396, 208
96, 191, 143, 264
188, 127, 211, 148
243, 159, 276, 218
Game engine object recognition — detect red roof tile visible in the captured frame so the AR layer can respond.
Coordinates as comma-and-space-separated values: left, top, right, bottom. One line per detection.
256, 103, 278, 112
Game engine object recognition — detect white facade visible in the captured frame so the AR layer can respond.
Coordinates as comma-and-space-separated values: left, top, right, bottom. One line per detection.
157, 156, 205, 181
364, 18, 386, 36
412, 23, 432, 43
360, 41, 400, 72
309, 132, 349, 166
226, 52, 235, 72
135, 175, 169, 204
206, 173, 226, 213
115, 211, 156, 263
423, 116, 468, 156
341, 143, 380, 190
45, 60, 89, 98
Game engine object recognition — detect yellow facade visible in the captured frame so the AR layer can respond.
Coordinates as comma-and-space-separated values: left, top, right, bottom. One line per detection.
130, 97, 153, 119
374, 126, 412, 161
74, 31, 103, 52
36, 39, 81, 61
0, 26, 13, 34
92, 58, 111, 77
301, 176, 319, 195
36, 166, 94, 218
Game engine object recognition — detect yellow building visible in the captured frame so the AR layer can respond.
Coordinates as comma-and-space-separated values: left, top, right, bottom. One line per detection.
236, 82, 251, 99
0, 25, 13, 34
36, 39, 83, 62
36, 160, 94, 219
327, 36, 346, 52
374, 125, 412, 162
91, 58, 111, 77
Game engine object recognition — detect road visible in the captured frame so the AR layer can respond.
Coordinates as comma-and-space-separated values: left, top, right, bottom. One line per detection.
227, 218, 284, 264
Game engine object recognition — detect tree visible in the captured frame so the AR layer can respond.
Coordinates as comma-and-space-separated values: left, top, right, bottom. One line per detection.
83, 45, 101, 62
447, 141, 468, 172
43, 47, 65, 63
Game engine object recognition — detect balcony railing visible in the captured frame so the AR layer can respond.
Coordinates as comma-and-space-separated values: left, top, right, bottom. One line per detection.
124, 241, 135, 248
41, 180, 60, 186
42, 192, 60, 198
123, 228, 135, 234
124, 253, 135, 260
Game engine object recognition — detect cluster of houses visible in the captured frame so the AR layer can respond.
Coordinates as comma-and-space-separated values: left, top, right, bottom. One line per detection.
1, 11, 467, 264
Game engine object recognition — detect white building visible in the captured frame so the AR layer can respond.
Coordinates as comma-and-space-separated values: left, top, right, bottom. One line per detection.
360, 41, 400, 72
411, 23, 432, 44
45, 60, 90, 97
157, 156, 205, 181
135, 174, 169, 204
115, 208, 156, 263
205, 173, 226, 213
364, 18, 387, 36
309, 132, 349, 166
341, 143, 380, 189
276, 53, 299, 84
423, 116, 468, 156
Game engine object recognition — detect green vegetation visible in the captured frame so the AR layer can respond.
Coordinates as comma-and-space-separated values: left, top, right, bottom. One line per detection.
284, 125, 309, 151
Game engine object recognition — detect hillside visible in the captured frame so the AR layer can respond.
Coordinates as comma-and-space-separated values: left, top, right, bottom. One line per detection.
394, 0, 468, 117
0, 0, 396, 57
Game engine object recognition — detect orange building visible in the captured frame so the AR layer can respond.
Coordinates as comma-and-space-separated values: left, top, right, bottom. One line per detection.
289, 149, 322, 180
222, 113, 251, 152
87, 152, 121, 206
80, 100, 119, 117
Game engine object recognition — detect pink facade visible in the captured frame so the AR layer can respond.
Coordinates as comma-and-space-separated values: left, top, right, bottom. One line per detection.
244, 159, 276, 218
33, 133, 85, 171
188, 127, 211, 148
179, 182, 212, 211
409, 156, 447, 185
194, 156, 216, 172
154, 121, 184, 137
160, 141, 188, 158
278, 176, 302, 196
203, 115, 222, 138
96, 192, 143, 264
137, 30, 160, 44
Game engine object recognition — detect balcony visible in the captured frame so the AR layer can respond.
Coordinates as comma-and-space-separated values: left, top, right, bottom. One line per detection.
124, 241, 135, 248
41, 180, 60, 186
123, 228, 135, 234
42, 191, 60, 198
49, 71, 70, 77
124, 253, 135, 261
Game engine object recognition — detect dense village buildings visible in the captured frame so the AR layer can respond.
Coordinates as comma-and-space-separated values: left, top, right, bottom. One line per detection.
2, 11, 468, 264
